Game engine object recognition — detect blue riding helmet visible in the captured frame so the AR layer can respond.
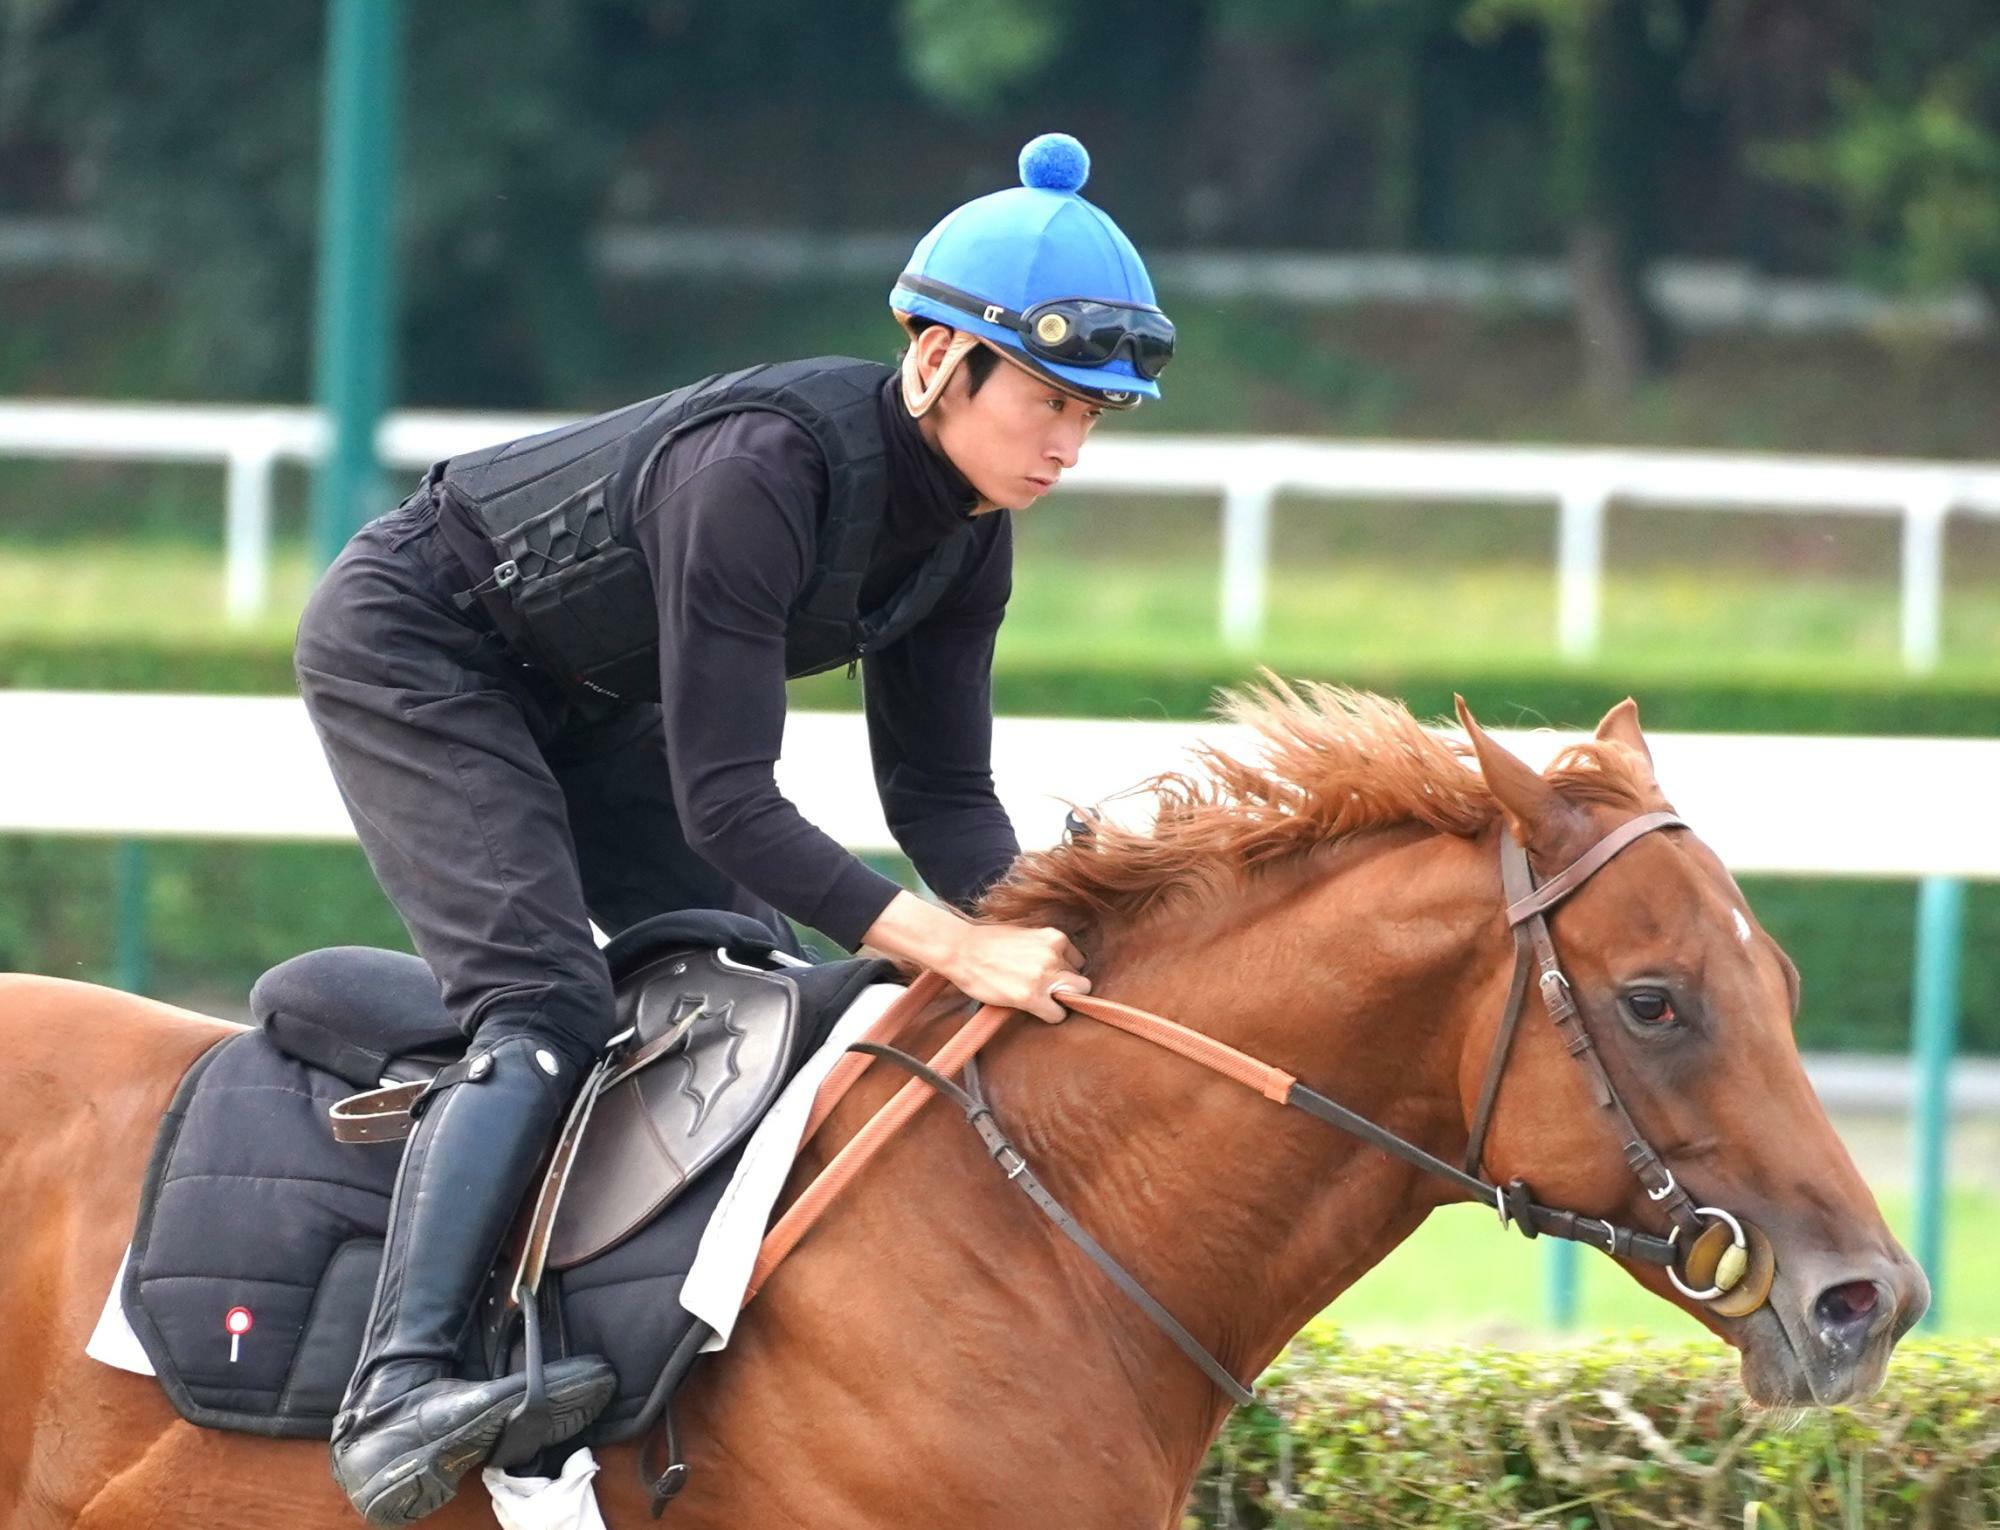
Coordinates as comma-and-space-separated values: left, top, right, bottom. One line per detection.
891, 133, 1173, 407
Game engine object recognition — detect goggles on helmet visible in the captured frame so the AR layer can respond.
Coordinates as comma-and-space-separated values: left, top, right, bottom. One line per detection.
896, 273, 1176, 382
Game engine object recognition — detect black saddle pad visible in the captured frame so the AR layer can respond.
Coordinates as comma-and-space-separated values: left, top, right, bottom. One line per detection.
120, 942, 892, 1441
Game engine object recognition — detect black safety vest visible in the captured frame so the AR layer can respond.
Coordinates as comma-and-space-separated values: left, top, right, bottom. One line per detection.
438, 356, 978, 713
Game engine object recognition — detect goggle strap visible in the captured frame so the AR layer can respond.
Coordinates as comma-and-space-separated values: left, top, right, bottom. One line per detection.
899, 274, 1026, 329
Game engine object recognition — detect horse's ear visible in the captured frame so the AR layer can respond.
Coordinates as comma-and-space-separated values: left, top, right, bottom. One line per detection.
1455, 695, 1585, 854
1594, 696, 1654, 768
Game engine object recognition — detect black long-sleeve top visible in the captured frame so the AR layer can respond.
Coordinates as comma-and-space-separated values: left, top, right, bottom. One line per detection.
629, 377, 1020, 949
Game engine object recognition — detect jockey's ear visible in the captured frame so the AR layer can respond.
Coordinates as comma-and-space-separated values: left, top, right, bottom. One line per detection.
1594, 696, 1654, 769
1455, 695, 1589, 860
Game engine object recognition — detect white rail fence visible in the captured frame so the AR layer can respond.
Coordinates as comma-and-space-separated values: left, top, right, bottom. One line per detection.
2, 692, 1994, 877
3, 401, 2000, 669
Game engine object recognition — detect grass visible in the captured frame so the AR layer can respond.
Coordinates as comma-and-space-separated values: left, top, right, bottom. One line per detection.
5, 526, 2000, 684
1326, 1187, 2000, 1340
2, 539, 319, 646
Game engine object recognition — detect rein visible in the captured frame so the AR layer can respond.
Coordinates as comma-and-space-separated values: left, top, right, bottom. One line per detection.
745, 810, 1764, 1402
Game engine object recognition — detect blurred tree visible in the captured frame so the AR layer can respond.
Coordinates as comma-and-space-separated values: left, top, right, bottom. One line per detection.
1178, 2, 1348, 247
1680, 0, 1855, 277
1753, 8, 2000, 306
0, 0, 729, 403
896, 0, 1069, 112
10, 0, 1988, 416
0, 0, 326, 392
892, 0, 1472, 252
1465, 0, 1687, 400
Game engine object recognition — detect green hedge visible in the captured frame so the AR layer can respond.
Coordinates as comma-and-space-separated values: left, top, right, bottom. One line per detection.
1188, 1335, 2000, 1528
7, 635, 2000, 735
1, 836, 1992, 1053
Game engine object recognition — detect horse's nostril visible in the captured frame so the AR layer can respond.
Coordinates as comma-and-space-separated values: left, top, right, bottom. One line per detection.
1814, 1279, 1881, 1332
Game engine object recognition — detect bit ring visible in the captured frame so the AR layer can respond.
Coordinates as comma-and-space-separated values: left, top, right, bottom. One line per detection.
1665, 1205, 1747, 1301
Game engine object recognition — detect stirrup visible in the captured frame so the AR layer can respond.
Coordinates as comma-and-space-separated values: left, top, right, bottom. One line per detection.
488, 1282, 552, 1471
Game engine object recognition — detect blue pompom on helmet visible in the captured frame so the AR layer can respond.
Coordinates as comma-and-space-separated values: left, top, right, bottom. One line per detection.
892, 133, 1174, 410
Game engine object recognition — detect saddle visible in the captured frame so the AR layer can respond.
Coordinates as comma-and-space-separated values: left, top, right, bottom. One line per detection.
116, 909, 896, 1441
267, 910, 812, 1269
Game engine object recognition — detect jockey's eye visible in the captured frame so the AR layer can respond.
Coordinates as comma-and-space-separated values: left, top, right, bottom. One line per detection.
1622, 987, 1677, 1027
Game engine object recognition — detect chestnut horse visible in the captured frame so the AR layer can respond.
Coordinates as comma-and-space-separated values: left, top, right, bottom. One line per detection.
1, 686, 1925, 1528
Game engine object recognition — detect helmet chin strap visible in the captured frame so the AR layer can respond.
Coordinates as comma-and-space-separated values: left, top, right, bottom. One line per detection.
900, 330, 982, 417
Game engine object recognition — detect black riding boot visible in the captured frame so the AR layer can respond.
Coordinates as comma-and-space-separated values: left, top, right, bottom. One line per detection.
330, 1033, 616, 1526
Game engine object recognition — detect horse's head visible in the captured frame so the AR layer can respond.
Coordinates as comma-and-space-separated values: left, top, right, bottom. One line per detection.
1455, 697, 1927, 1406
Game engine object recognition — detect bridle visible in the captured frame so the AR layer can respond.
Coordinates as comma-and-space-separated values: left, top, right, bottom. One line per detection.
748, 812, 1771, 1410
1466, 810, 1759, 1306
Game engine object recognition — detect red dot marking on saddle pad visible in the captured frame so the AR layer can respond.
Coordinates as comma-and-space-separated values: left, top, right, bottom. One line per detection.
225, 1306, 254, 1336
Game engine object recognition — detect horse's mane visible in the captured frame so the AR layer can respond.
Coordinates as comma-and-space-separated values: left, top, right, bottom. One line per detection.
978, 677, 1653, 931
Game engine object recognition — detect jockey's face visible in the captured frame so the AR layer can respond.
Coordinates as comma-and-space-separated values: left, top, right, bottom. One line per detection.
915, 330, 1103, 514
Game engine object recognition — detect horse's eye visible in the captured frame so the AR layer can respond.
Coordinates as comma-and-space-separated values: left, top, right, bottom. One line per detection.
1624, 988, 1676, 1026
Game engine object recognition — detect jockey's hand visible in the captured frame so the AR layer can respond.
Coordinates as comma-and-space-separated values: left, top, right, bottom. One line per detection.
861, 891, 1088, 1023
943, 921, 1090, 1024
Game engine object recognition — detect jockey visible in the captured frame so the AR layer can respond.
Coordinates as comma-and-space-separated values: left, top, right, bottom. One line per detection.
293, 132, 1174, 1524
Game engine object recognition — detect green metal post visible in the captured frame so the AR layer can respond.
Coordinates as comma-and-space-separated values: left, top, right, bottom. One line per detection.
309, 0, 405, 568
1910, 876, 1965, 1331
1544, 1236, 1579, 1330
114, 840, 150, 995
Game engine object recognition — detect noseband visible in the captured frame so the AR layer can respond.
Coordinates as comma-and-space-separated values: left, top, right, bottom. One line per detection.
755, 811, 1770, 1411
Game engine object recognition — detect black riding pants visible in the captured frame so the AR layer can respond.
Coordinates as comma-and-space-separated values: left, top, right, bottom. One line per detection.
294, 495, 798, 1074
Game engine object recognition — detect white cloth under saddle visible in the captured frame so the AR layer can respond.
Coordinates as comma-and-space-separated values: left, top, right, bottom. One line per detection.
87, 979, 908, 1525
482, 1449, 609, 1530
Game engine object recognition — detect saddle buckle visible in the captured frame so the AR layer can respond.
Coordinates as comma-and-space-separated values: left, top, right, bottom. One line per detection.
647, 1462, 689, 1518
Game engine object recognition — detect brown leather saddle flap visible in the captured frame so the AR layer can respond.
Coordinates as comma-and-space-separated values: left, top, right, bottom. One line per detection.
544, 946, 799, 1270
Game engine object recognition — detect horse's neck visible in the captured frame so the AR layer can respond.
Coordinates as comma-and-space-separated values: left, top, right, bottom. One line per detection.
987, 826, 1501, 1488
